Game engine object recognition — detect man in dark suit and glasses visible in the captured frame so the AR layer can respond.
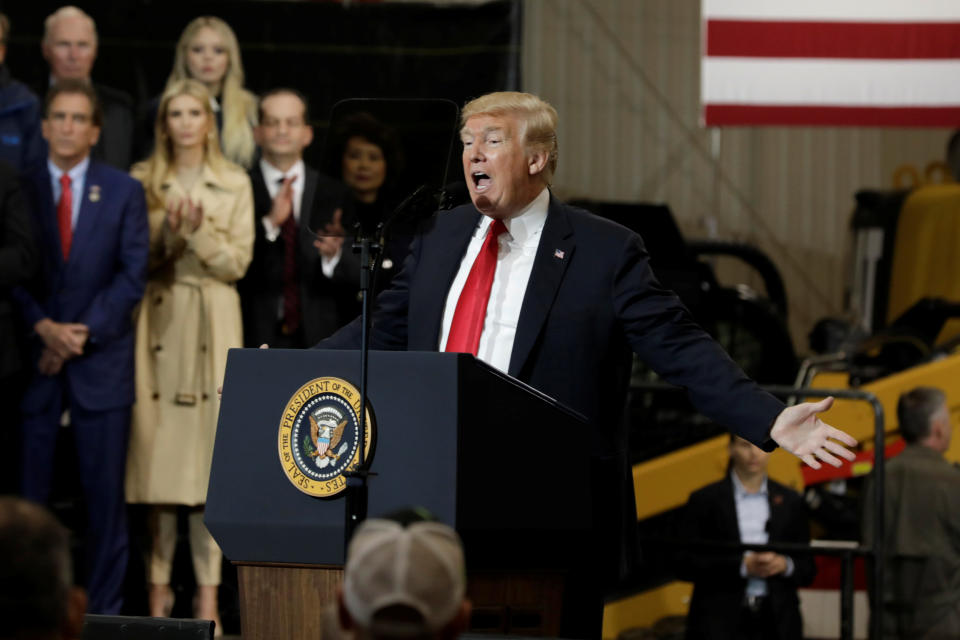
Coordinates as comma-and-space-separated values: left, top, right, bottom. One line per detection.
239, 88, 354, 349
13, 79, 147, 615
319, 91, 857, 638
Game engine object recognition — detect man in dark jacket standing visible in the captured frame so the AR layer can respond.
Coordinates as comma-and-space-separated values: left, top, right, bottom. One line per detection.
678, 436, 817, 640
0, 159, 36, 493
863, 386, 960, 639
240, 88, 353, 348
0, 13, 43, 172
40, 6, 134, 170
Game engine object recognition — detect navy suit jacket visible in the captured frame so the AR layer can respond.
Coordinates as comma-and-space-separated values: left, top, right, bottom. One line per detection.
14, 160, 148, 412
322, 195, 785, 580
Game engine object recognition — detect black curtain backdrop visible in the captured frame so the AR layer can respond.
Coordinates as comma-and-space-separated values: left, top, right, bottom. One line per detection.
2, 0, 521, 168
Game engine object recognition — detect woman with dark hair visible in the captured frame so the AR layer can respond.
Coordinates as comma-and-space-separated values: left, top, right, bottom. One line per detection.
324, 112, 409, 292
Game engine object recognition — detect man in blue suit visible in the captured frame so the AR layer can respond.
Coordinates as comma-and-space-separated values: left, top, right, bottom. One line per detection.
13, 79, 148, 614
319, 92, 856, 638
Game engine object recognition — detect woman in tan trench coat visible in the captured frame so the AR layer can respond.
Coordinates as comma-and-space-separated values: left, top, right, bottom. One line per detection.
127, 78, 253, 630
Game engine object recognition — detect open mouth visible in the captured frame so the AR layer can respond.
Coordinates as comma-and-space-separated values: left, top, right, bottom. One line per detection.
472, 172, 491, 192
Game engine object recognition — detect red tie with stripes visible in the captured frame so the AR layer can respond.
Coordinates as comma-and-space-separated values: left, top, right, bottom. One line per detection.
57, 173, 72, 260
445, 218, 507, 355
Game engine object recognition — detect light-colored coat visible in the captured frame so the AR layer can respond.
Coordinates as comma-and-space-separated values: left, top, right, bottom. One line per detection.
126, 162, 254, 505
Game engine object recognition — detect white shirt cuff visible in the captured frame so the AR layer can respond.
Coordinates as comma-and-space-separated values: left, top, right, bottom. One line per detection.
784, 556, 795, 577
321, 248, 342, 278
740, 554, 749, 578
262, 216, 281, 242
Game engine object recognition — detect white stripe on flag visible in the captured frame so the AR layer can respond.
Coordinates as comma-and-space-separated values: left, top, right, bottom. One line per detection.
702, 58, 960, 106
702, 0, 960, 22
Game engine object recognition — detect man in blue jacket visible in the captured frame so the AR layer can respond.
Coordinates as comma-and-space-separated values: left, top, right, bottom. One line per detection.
0, 12, 43, 172
13, 79, 148, 614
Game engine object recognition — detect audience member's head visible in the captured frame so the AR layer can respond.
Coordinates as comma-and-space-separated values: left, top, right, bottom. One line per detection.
327, 112, 402, 205
255, 89, 313, 170
136, 79, 224, 207
154, 79, 221, 162
0, 12, 11, 65
338, 516, 471, 640
0, 497, 86, 640
728, 434, 770, 480
898, 386, 951, 452
42, 7, 97, 83
167, 16, 256, 168
42, 79, 102, 170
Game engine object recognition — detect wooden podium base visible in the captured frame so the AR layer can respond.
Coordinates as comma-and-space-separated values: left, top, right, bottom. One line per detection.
237, 564, 565, 639
468, 572, 565, 636
236, 563, 343, 640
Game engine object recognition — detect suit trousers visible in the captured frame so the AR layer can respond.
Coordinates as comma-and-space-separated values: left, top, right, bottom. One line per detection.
20, 380, 130, 615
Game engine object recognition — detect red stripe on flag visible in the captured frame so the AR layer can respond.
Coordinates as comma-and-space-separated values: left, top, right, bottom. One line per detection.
704, 105, 960, 127
707, 20, 960, 59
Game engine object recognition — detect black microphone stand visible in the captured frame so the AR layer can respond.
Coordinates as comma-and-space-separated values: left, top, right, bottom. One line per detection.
342, 218, 381, 553
341, 184, 450, 553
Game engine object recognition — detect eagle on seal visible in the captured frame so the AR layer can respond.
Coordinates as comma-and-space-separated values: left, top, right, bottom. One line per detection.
309, 415, 347, 460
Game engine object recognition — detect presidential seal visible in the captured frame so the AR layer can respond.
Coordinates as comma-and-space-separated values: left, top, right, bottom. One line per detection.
277, 377, 375, 497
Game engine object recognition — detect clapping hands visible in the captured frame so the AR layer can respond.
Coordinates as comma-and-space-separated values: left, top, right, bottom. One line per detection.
166, 198, 204, 233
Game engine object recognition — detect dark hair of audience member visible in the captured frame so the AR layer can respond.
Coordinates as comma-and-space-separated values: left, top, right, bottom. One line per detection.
0, 498, 74, 638
44, 79, 104, 128
325, 112, 404, 186
258, 87, 310, 123
897, 386, 946, 443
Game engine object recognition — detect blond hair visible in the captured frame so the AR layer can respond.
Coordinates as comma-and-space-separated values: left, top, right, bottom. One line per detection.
134, 79, 231, 209
43, 6, 97, 46
461, 91, 559, 183
166, 16, 257, 168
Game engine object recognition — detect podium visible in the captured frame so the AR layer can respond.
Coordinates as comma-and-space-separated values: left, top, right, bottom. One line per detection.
206, 349, 591, 638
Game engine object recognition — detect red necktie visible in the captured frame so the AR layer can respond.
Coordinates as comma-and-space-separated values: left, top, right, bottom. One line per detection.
445, 218, 507, 355
57, 173, 72, 260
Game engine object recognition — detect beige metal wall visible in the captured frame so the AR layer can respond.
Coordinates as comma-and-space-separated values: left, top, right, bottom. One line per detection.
523, 0, 952, 349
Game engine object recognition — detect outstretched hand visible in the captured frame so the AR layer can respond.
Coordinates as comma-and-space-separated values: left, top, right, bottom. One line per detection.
770, 397, 857, 469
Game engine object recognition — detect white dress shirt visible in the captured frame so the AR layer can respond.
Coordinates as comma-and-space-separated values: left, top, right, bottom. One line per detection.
439, 187, 550, 372
48, 156, 90, 230
732, 470, 794, 598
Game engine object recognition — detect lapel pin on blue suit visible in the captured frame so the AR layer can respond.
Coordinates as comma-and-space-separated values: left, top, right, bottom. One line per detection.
89, 184, 101, 203
553, 249, 565, 259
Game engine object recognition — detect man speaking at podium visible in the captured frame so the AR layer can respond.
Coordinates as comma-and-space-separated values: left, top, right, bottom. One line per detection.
318, 91, 856, 637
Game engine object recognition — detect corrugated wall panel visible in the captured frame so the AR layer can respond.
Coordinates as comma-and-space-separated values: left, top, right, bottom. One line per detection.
523, 0, 952, 348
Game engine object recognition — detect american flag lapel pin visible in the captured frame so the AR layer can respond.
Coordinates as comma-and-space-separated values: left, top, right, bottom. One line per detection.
554, 248, 565, 259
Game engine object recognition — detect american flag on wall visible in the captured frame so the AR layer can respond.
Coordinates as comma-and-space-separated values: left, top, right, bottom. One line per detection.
701, 0, 960, 126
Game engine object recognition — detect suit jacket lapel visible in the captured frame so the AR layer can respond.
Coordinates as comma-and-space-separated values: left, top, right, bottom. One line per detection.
33, 166, 62, 267
766, 482, 787, 540
301, 167, 318, 225
68, 162, 101, 267
249, 165, 270, 215
409, 210, 478, 350
719, 474, 743, 541
508, 195, 575, 376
